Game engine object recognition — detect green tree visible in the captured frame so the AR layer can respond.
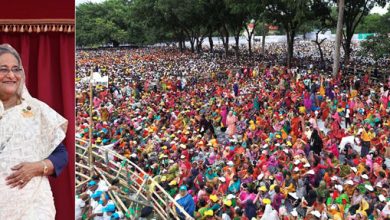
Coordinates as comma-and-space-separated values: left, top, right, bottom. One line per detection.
263, 0, 326, 66
231, 0, 264, 57
340, 0, 389, 64
379, 7, 390, 33
355, 13, 383, 33
359, 34, 390, 61
155, 0, 208, 52
130, 0, 175, 45
224, 0, 248, 58
76, 3, 106, 46
76, 0, 132, 47
310, 0, 335, 67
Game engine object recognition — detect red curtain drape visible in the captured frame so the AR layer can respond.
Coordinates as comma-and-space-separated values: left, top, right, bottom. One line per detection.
0, 32, 75, 220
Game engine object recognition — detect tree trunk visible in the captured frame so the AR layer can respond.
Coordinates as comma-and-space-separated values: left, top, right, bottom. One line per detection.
234, 34, 240, 59
208, 33, 214, 53
262, 23, 266, 55
224, 36, 229, 56
333, 0, 345, 76
286, 30, 295, 67
221, 25, 230, 56
314, 31, 326, 68
344, 36, 352, 65
179, 40, 183, 52
180, 31, 186, 51
248, 34, 252, 57
112, 40, 119, 47
195, 38, 199, 53
244, 26, 253, 57
196, 37, 204, 53
190, 39, 195, 53
318, 43, 324, 67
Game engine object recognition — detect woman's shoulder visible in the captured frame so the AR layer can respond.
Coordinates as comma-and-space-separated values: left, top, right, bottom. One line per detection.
26, 98, 67, 123
27, 98, 58, 113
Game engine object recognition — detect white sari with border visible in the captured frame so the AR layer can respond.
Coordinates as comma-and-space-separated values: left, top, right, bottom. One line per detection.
0, 88, 67, 220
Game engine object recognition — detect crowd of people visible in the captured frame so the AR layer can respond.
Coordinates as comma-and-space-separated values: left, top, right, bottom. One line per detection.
76, 175, 124, 220
75, 41, 390, 220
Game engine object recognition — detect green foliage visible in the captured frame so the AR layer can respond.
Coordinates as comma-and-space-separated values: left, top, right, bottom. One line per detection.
75, 0, 389, 53
76, 0, 133, 46
359, 34, 390, 60
380, 7, 390, 33
339, 0, 390, 61
355, 13, 382, 33
356, 8, 390, 34
262, 0, 331, 65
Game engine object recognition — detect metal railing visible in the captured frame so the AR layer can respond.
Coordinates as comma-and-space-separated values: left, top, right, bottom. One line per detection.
75, 138, 194, 220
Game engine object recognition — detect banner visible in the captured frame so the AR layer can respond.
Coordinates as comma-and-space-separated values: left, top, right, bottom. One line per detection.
82, 72, 109, 87
357, 33, 374, 41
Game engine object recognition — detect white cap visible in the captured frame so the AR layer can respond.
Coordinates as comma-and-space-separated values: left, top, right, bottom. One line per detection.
335, 184, 343, 192
345, 180, 354, 185
306, 170, 315, 175
378, 194, 386, 202
376, 182, 383, 188
262, 144, 269, 149
351, 167, 357, 173
310, 210, 321, 218
227, 161, 234, 166
331, 176, 338, 181
293, 167, 300, 172
304, 163, 311, 168
227, 194, 236, 200
180, 155, 186, 159
257, 173, 264, 180
365, 185, 374, 191
294, 159, 301, 165
179, 144, 186, 149
361, 174, 369, 179
288, 192, 299, 200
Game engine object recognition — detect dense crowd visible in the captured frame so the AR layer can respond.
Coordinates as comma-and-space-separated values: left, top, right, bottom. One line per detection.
75, 42, 390, 220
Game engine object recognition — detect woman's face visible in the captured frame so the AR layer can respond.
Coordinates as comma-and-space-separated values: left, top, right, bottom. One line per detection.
0, 53, 22, 100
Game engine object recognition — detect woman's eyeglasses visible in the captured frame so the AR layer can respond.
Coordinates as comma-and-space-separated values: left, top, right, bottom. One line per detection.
0, 67, 23, 75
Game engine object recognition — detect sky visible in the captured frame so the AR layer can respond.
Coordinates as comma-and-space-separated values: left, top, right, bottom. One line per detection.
371, 3, 389, 15
75, 0, 389, 15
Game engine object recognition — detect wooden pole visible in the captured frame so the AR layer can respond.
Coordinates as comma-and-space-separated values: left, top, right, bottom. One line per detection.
88, 70, 94, 177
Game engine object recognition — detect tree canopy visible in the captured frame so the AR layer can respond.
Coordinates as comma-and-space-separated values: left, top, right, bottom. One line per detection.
76, 0, 389, 65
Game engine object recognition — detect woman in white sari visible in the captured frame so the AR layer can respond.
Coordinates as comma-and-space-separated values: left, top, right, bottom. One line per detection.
0, 44, 68, 219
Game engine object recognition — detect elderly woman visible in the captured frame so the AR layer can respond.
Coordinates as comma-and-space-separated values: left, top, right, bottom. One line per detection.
0, 44, 68, 219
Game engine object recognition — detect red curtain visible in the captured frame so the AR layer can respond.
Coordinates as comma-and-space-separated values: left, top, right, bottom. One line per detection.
0, 32, 75, 220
